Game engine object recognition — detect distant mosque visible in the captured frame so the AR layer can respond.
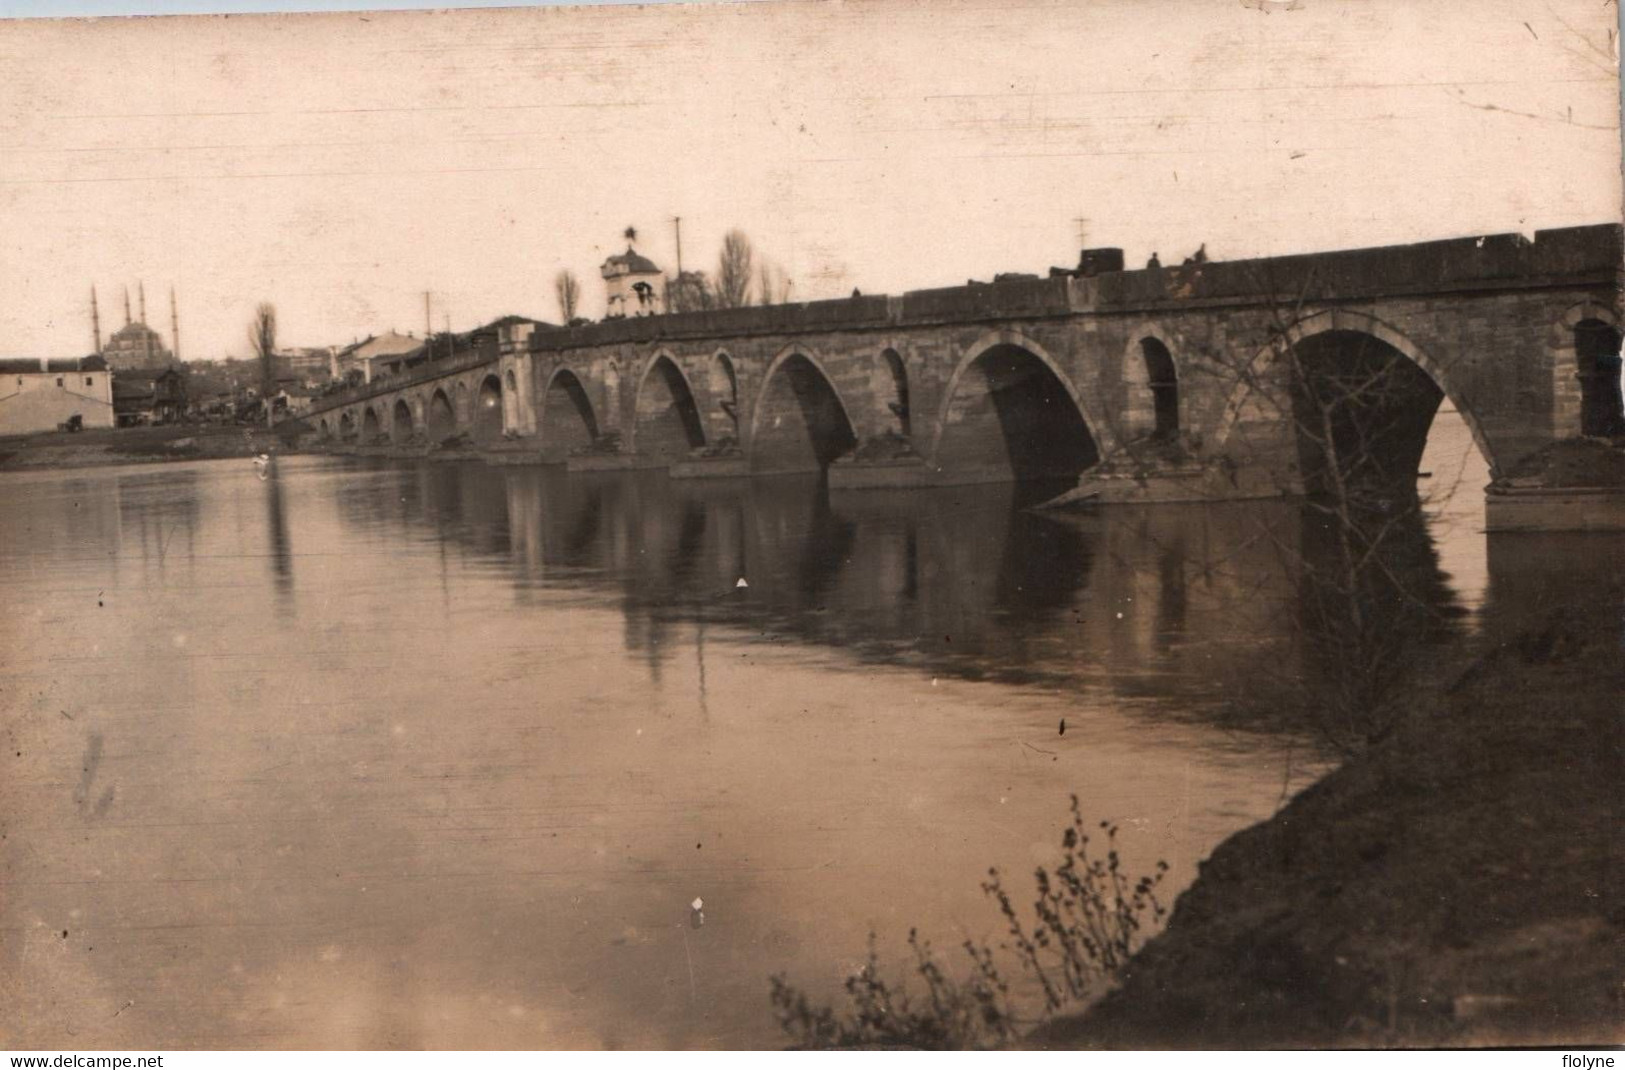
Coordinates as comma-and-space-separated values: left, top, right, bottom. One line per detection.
94, 283, 180, 372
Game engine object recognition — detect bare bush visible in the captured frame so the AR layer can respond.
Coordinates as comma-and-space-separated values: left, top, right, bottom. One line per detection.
769, 797, 1166, 1049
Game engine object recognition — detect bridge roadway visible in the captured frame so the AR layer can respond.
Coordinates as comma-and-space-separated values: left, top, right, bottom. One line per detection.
305, 224, 1623, 502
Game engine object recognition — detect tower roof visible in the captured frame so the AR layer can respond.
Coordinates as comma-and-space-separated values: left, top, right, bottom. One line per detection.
601, 247, 661, 277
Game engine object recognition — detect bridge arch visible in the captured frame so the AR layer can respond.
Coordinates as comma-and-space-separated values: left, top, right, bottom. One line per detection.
540, 366, 600, 457
747, 345, 858, 474
338, 410, 357, 443
426, 388, 456, 441
318, 416, 331, 441
1556, 301, 1624, 438
1213, 309, 1499, 477
631, 350, 706, 461
452, 380, 472, 429
602, 360, 623, 433
875, 347, 911, 438
473, 374, 504, 444
392, 398, 415, 444
709, 350, 740, 443
928, 329, 1105, 486
361, 406, 382, 443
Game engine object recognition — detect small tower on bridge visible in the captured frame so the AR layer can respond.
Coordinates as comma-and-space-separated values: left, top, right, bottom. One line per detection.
601, 228, 663, 319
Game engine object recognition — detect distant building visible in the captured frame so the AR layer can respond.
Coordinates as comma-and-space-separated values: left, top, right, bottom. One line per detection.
273, 347, 337, 386
112, 367, 187, 427
332, 332, 425, 384
0, 356, 114, 434
102, 321, 173, 372
98, 285, 178, 372
273, 379, 322, 416
601, 247, 664, 319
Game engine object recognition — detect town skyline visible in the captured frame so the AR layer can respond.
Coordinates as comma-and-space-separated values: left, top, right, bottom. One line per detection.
2, 0, 1620, 362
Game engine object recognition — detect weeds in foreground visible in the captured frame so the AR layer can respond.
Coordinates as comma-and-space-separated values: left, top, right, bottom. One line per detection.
769, 796, 1169, 1049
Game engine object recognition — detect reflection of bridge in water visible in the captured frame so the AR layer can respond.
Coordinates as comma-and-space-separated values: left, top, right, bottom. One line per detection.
329, 462, 1474, 738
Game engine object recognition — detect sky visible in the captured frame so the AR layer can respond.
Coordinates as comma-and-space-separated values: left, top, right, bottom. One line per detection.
0, 0, 1620, 360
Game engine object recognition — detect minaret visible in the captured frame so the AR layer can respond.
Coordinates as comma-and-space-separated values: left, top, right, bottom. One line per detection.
91, 286, 102, 353
170, 286, 180, 362
123, 287, 131, 326
139, 282, 147, 325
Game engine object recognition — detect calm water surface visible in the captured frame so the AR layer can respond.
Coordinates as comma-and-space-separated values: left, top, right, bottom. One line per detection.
2, 416, 1533, 1049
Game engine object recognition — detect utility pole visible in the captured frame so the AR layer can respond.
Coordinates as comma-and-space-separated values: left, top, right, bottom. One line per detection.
1073, 216, 1090, 250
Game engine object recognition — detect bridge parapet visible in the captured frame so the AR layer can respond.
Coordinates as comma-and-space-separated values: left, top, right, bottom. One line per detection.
517, 225, 1618, 359
308, 341, 498, 416
1082, 225, 1621, 312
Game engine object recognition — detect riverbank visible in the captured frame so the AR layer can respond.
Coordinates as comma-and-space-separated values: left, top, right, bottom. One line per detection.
1485, 438, 1625, 533
0, 424, 300, 471
1045, 579, 1623, 1049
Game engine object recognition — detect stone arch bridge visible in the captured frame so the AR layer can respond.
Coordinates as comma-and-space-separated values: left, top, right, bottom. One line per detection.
307, 224, 1621, 503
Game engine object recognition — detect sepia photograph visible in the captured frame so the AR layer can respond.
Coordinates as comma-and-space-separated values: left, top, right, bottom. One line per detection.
0, 0, 1621, 1054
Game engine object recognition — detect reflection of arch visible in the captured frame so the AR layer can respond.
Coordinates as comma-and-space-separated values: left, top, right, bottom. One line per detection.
338, 411, 356, 442
631, 352, 706, 459
392, 398, 415, 444
1213, 309, 1498, 475
877, 348, 911, 437
710, 351, 740, 439
427, 388, 456, 441
747, 346, 858, 473
1138, 337, 1179, 441
474, 373, 504, 444
929, 330, 1104, 485
541, 367, 599, 456
362, 406, 382, 443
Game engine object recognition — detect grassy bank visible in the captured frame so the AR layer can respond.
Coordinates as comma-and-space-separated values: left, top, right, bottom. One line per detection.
0, 424, 302, 471
1042, 582, 1623, 1049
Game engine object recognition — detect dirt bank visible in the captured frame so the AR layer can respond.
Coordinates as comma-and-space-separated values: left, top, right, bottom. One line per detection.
1494, 437, 1625, 490
1039, 582, 1624, 1049
0, 424, 304, 471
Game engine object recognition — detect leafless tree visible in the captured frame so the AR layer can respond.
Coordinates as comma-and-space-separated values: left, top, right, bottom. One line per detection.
554, 269, 581, 323
716, 229, 755, 309
1071, 261, 1469, 757
757, 260, 793, 306
247, 302, 276, 428
1228, 264, 1465, 755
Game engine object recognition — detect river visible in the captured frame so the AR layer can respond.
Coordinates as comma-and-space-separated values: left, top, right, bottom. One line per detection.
1, 413, 1519, 1049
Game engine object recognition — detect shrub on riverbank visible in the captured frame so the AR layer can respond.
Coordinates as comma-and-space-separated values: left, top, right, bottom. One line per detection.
768, 800, 1167, 1049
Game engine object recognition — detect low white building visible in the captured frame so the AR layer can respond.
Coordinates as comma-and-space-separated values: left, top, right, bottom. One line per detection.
332, 332, 426, 384
0, 356, 115, 434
